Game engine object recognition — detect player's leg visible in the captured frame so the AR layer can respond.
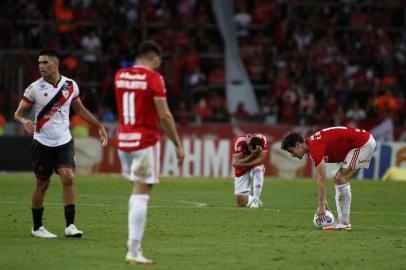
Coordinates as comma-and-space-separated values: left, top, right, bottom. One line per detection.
120, 142, 159, 264
234, 172, 251, 207
30, 140, 56, 238
127, 182, 153, 264
56, 140, 82, 237
334, 167, 356, 226
251, 165, 265, 207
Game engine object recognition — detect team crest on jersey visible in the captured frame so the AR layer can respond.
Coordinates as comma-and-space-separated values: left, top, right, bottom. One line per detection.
62, 89, 69, 99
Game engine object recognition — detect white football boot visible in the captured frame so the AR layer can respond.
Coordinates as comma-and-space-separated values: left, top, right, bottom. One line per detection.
125, 249, 154, 265
323, 223, 352, 231
31, 226, 57, 238
248, 198, 263, 208
64, 224, 83, 238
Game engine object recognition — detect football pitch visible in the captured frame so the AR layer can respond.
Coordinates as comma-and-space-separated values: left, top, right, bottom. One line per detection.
0, 174, 405, 270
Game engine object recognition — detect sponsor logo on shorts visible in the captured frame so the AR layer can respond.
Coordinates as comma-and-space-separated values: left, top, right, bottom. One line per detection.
358, 159, 370, 164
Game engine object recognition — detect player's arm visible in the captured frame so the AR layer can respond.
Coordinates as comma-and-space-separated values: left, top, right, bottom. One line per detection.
14, 100, 35, 134
71, 98, 108, 146
233, 150, 267, 169
154, 98, 184, 167
315, 161, 328, 219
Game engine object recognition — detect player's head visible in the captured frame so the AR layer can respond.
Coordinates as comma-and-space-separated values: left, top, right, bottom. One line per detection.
136, 40, 162, 70
248, 136, 264, 152
281, 131, 307, 159
38, 49, 60, 78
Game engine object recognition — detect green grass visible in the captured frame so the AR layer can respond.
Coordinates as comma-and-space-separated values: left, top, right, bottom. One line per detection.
0, 174, 405, 270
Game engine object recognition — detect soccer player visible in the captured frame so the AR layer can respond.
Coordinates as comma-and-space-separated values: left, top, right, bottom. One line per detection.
14, 49, 108, 238
281, 127, 376, 231
114, 40, 184, 265
232, 133, 268, 208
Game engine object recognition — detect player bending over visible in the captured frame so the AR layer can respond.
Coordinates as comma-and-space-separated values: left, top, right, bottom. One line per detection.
281, 126, 376, 231
232, 133, 268, 208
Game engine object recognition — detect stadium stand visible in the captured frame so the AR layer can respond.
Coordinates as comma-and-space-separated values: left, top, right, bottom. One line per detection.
0, 0, 405, 130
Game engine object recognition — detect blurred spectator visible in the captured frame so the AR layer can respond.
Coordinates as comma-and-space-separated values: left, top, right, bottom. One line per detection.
209, 94, 229, 123
0, 112, 5, 136
81, 31, 101, 71
346, 100, 366, 124
175, 101, 191, 127
261, 96, 279, 125
194, 98, 211, 125
375, 89, 399, 116
234, 4, 252, 37
232, 102, 251, 123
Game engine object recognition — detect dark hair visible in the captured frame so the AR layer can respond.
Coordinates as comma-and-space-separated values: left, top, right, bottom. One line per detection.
136, 40, 162, 58
39, 49, 60, 60
249, 136, 264, 150
281, 132, 304, 151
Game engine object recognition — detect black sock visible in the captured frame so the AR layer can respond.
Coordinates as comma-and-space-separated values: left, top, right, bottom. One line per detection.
64, 204, 75, 227
32, 207, 44, 231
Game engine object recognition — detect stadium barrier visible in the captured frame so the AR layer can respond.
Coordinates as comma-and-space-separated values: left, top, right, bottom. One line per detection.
96, 125, 406, 180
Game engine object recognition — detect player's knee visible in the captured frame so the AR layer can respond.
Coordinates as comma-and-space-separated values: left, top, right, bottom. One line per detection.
61, 174, 74, 186
253, 165, 264, 174
36, 179, 50, 192
334, 174, 348, 185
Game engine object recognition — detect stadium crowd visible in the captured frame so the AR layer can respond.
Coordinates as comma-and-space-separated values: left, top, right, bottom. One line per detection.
1, 0, 405, 129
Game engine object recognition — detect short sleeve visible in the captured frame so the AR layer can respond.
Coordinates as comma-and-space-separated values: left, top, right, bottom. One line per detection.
308, 143, 325, 167
150, 74, 167, 99
22, 84, 35, 104
232, 137, 246, 155
72, 80, 80, 100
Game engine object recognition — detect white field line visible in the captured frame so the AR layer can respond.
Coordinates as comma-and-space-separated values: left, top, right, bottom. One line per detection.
0, 200, 405, 217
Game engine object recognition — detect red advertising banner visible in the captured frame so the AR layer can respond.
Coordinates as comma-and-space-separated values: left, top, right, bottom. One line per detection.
97, 124, 312, 177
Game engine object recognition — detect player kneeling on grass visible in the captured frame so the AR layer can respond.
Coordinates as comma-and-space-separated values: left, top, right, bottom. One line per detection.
281, 127, 376, 231
232, 134, 268, 208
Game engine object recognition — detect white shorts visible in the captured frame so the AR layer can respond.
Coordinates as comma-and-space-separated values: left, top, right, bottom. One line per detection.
117, 142, 160, 184
341, 135, 376, 169
234, 165, 264, 195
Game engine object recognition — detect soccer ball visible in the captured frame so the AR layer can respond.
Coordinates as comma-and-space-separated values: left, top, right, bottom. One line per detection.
313, 210, 335, 229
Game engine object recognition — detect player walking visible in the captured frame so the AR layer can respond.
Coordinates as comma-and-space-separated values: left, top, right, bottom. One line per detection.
232, 133, 268, 208
114, 40, 184, 264
281, 126, 376, 231
14, 49, 108, 238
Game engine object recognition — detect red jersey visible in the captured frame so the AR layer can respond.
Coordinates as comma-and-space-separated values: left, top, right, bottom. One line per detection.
232, 133, 269, 177
306, 127, 370, 167
114, 65, 167, 151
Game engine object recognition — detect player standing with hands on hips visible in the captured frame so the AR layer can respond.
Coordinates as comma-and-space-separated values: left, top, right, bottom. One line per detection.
14, 49, 108, 238
281, 127, 376, 231
114, 40, 184, 264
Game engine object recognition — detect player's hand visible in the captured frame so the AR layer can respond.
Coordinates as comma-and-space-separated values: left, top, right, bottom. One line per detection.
176, 146, 185, 167
316, 205, 326, 221
22, 119, 35, 134
98, 126, 108, 146
251, 145, 262, 156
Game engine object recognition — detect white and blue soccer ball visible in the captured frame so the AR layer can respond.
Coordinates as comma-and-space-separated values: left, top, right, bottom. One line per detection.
313, 210, 335, 229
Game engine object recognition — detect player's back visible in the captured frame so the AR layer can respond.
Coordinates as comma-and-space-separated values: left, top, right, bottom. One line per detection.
312, 127, 369, 147
307, 126, 370, 164
114, 65, 167, 151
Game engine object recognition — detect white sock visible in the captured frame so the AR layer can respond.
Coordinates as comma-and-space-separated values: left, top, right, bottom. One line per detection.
252, 166, 264, 201
335, 183, 351, 225
128, 194, 150, 253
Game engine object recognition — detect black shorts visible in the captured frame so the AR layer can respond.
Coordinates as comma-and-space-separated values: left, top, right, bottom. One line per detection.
31, 139, 75, 178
